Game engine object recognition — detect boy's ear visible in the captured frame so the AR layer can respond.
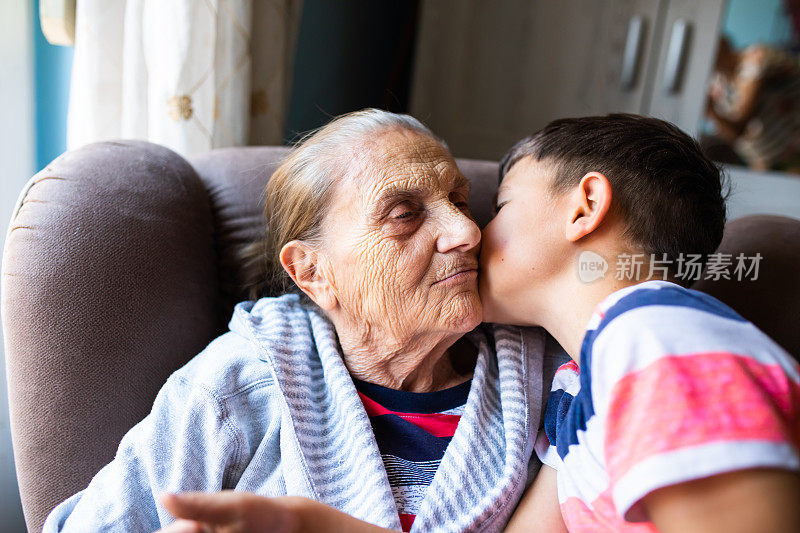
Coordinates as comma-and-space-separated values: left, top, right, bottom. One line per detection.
279, 241, 338, 310
565, 172, 613, 242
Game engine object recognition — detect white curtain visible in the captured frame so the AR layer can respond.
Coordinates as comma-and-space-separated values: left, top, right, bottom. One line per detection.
68, 0, 301, 157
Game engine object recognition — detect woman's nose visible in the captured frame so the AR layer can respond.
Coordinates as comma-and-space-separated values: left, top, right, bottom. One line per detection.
436, 204, 481, 253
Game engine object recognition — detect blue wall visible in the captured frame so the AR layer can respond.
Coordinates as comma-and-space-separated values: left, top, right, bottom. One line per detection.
723, 0, 794, 49
32, 0, 73, 171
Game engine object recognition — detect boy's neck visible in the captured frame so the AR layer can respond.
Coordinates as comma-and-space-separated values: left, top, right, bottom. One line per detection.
537, 274, 660, 363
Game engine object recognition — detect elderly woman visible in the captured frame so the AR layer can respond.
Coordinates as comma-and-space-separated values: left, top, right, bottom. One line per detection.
43, 109, 563, 532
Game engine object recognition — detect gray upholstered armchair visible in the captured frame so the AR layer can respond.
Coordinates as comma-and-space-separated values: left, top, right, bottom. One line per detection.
2, 140, 799, 532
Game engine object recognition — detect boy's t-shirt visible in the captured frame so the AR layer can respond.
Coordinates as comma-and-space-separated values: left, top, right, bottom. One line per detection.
535, 280, 800, 532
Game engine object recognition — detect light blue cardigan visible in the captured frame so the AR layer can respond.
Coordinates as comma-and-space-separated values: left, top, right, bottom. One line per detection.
43, 294, 565, 532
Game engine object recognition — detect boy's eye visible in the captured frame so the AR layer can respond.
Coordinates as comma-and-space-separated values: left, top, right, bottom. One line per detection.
493, 200, 509, 215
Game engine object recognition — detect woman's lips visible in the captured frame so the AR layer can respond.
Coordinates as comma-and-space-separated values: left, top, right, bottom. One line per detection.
434, 268, 478, 285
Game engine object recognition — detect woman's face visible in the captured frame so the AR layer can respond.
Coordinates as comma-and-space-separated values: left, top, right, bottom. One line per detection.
319, 128, 482, 341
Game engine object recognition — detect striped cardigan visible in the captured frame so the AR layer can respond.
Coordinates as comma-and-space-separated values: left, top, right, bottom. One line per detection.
44, 294, 565, 532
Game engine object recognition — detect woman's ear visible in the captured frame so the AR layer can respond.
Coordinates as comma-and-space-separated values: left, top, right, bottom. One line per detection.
565, 172, 613, 242
279, 241, 337, 310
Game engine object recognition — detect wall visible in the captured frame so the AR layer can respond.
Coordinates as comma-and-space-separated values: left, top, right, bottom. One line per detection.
725, 165, 800, 221
2, 1, 73, 530
0, 0, 35, 530
723, 0, 794, 48
33, 0, 73, 171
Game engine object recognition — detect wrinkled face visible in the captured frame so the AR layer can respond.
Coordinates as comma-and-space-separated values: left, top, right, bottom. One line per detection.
479, 156, 568, 325
320, 128, 482, 340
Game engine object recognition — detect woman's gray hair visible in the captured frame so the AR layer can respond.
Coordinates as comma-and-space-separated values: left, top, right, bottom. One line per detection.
239, 108, 445, 300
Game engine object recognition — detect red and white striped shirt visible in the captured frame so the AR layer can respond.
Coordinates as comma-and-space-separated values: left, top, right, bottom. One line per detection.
536, 280, 800, 532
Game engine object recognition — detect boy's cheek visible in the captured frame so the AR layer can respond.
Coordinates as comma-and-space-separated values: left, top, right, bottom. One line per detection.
478, 254, 527, 324
478, 242, 512, 307
478, 236, 504, 279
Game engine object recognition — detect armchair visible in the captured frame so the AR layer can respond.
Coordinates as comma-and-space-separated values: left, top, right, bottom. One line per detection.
2, 140, 797, 532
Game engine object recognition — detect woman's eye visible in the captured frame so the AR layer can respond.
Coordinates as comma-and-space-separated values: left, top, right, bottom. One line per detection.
390, 204, 420, 220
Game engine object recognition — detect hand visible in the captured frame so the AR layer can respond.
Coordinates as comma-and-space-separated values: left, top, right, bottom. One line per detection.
157, 491, 303, 533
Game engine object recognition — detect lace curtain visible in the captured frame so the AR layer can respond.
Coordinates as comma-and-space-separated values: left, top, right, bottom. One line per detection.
67, 0, 301, 156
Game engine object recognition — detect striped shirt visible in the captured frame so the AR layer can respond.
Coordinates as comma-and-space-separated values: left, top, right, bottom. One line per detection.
535, 280, 800, 532
354, 378, 470, 531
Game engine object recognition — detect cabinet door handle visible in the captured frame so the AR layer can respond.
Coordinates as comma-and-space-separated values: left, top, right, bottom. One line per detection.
664, 18, 691, 94
621, 15, 645, 91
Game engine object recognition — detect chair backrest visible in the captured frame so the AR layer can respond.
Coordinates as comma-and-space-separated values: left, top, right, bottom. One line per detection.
2, 140, 798, 532
693, 214, 800, 358
3, 141, 223, 532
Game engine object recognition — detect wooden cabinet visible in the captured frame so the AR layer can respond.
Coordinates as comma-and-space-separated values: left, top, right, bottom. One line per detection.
411, 0, 726, 159
647, 0, 727, 133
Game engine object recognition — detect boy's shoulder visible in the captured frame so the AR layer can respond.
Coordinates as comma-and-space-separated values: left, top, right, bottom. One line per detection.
583, 280, 798, 389
599, 280, 745, 330
591, 280, 748, 347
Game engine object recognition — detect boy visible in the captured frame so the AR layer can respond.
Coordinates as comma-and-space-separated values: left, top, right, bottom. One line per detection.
484, 114, 800, 532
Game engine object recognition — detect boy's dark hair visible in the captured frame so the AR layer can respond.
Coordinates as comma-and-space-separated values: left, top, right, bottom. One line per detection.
500, 114, 728, 286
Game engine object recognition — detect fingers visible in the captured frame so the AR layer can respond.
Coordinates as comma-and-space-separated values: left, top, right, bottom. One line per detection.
156, 518, 208, 533
160, 491, 242, 524
160, 491, 303, 533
